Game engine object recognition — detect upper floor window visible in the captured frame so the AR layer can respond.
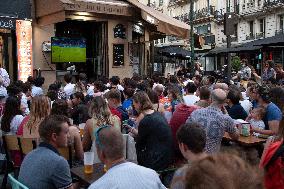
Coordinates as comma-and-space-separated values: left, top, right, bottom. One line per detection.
259, 18, 265, 34
249, 20, 254, 35
280, 15, 284, 31
159, 0, 163, 7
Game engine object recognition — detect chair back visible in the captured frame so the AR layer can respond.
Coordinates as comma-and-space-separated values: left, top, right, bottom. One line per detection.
2, 135, 20, 162
58, 146, 73, 167
18, 138, 37, 158
8, 174, 29, 189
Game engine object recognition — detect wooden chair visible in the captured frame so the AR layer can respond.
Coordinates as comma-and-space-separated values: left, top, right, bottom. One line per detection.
17, 137, 37, 160
58, 146, 73, 168
1, 135, 21, 189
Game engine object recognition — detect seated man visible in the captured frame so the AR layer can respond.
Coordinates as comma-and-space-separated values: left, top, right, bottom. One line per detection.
19, 115, 73, 189
171, 122, 207, 189
88, 126, 166, 189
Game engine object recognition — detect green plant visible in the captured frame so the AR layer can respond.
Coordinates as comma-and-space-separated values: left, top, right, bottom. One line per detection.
232, 56, 241, 72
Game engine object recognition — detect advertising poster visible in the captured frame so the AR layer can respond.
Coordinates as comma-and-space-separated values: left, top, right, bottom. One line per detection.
16, 20, 32, 81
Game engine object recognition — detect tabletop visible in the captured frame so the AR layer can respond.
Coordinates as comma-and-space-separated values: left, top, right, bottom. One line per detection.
71, 163, 105, 185
223, 132, 267, 147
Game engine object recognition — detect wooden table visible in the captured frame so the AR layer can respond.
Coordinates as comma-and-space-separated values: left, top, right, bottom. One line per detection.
71, 163, 105, 185
223, 132, 267, 147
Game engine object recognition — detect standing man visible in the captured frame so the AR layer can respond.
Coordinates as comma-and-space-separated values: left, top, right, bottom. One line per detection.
64, 73, 75, 99
19, 115, 73, 189
187, 89, 239, 154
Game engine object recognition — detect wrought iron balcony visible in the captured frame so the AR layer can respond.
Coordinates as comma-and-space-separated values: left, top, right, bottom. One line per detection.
246, 33, 255, 40
168, 0, 189, 7
275, 29, 284, 35
231, 36, 238, 42
256, 32, 265, 39
193, 6, 215, 20
264, 0, 284, 7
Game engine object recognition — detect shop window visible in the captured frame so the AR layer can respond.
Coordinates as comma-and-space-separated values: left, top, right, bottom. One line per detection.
113, 44, 124, 66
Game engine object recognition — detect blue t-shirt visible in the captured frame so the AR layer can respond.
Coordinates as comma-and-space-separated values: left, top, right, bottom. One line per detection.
122, 99, 133, 110
263, 102, 282, 130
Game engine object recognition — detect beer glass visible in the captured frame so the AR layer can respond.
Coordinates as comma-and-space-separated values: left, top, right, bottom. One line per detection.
84, 152, 94, 174
79, 123, 85, 137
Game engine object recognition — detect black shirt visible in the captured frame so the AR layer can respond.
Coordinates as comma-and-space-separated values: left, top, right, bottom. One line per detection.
226, 104, 248, 120
135, 111, 173, 171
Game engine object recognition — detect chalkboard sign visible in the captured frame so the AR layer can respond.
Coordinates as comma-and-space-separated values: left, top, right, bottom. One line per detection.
113, 44, 124, 66
114, 24, 126, 39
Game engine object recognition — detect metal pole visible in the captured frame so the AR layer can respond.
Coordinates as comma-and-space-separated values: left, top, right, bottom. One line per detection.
148, 0, 154, 77
190, 0, 195, 74
227, 35, 232, 81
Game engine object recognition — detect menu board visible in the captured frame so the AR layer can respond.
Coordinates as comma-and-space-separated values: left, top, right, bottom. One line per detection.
16, 20, 32, 81
114, 24, 126, 39
113, 44, 124, 66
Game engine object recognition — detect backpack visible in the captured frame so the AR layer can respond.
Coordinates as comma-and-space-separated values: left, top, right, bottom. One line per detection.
260, 140, 284, 189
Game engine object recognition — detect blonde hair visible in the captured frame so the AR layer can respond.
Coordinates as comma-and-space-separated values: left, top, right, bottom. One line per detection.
89, 96, 112, 125
26, 95, 51, 132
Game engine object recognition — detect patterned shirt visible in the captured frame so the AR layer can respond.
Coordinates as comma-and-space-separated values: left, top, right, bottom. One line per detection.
239, 66, 251, 80
187, 106, 237, 153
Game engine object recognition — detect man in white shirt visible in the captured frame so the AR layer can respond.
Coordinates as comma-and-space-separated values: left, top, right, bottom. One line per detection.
88, 126, 166, 189
63, 73, 75, 99
183, 82, 199, 106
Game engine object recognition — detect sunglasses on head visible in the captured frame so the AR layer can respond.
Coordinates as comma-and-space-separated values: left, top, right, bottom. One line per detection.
95, 125, 111, 149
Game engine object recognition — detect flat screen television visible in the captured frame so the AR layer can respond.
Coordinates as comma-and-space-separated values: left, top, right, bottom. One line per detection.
51, 37, 86, 63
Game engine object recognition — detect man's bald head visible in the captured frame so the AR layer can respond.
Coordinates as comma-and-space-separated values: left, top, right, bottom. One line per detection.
214, 83, 228, 91
211, 89, 227, 105
96, 126, 124, 161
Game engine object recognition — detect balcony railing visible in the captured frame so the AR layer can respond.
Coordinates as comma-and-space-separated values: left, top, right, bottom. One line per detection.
168, 0, 189, 7
256, 32, 265, 39
231, 36, 238, 42
246, 33, 255, 40
264, 0, 284, 7
193, 6, 216, 20
275, 29, 284, 35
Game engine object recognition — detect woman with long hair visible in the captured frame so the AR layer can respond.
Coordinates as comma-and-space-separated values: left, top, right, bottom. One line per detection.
17, 95, 51, 138
128, 91, 173, 172
50, 99, 83, 160
82, 96, 121, 152
1, 96, 24, 135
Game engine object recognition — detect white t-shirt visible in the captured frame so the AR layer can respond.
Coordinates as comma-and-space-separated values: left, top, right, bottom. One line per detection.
31, 86, 44, 97
88, 162, 166, 189
10, 115, 24, 135
87, 85, 95, 96
21, 94, 30, 116
240, 99, 252, 115
64, 83, 75, 98
249, 119, 265, 136
183, 95, 200, 106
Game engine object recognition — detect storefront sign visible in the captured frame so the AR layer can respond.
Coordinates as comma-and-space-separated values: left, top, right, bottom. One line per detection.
16, 20, 33, 81
141, 11, 157, 25
63, 1, 132, 16
0, 17, 16, 30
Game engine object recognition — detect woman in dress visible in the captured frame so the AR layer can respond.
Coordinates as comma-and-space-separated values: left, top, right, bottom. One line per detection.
17, 95, 50, 138
129, 91, 173, 171
82, 96, 121, 153
1, 96, 24, 135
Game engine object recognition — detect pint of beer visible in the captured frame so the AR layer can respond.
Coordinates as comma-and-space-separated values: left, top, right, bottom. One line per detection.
84, 152, 94, 174
79, 123, 86, 137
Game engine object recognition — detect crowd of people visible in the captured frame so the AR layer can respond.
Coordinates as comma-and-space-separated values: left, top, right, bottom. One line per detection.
0, 59, 284, 189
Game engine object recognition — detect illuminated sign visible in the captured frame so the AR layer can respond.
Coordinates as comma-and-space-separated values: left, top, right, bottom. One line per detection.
146, 15, 155, 24
16, 20, 32, 81
0, 17, 16, 30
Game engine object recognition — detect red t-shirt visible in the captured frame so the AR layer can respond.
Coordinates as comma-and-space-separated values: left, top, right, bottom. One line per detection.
169, 103, 199, 160
109, 107, 122, 121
